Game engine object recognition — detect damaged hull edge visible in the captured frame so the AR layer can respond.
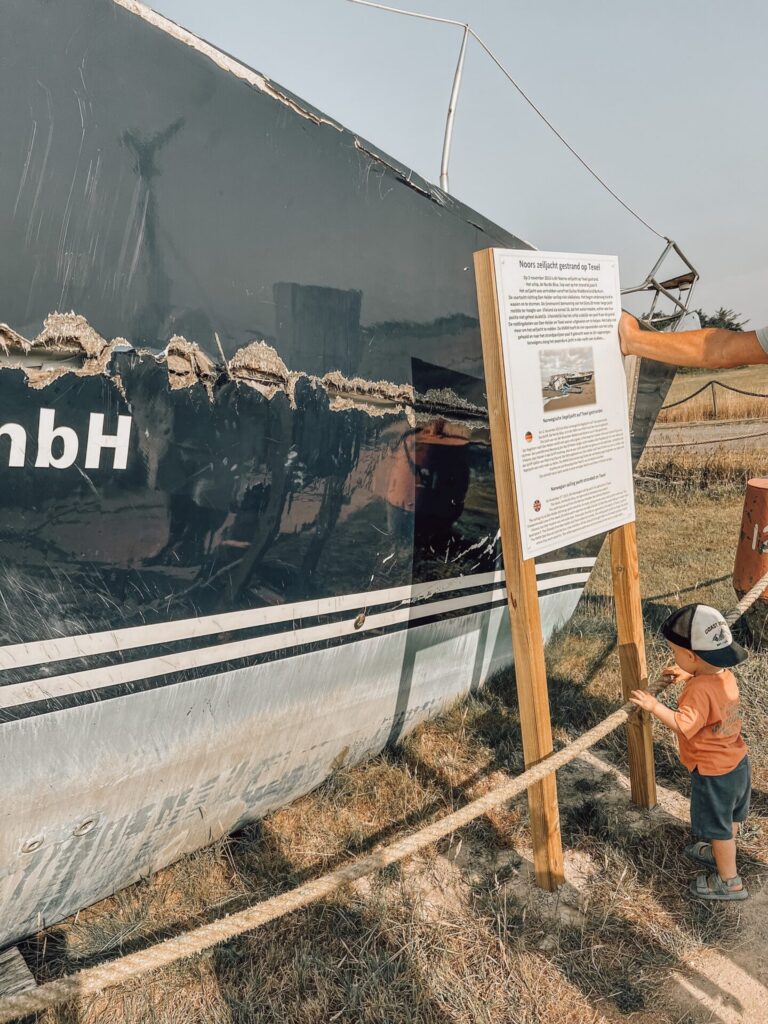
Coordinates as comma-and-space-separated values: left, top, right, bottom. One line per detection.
0, 0, 676, 948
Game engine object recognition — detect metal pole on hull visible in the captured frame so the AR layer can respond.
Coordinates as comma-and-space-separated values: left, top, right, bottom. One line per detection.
347, 0, 676, 243
348, 1, 469, 195
440, 25, 469, 193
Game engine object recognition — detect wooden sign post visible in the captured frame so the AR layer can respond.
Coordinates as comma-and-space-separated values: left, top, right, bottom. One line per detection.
609, 521, 657, 808
474, 249, 656, 891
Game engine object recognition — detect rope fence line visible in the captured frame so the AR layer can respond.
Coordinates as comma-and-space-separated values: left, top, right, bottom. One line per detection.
2, 570, 768, 1023
662, 378, 768, 410
651, 376, 768, 448
725, 567, 768, 625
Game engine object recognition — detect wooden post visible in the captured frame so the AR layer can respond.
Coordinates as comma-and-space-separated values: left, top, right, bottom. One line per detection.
711, 381, 718, 419
609, 521, 657, 808
0, 947, 36, 998
474, 248, 565, 891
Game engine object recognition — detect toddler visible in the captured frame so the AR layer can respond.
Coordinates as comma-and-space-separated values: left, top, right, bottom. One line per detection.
630, 603, 750, 900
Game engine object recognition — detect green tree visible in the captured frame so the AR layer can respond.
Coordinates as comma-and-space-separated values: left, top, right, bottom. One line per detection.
694, 307, 749, 331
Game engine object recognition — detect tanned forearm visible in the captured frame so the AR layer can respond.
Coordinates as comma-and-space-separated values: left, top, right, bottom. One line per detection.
619, 313, 768, 368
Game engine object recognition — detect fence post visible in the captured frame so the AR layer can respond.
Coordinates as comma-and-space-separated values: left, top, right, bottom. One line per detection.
711, 381, 718, 419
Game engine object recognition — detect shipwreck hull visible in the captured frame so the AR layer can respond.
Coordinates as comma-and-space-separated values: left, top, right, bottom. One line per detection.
0, 0, 675, 947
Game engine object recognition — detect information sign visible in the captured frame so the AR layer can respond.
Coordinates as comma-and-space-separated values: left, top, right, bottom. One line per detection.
492, 249, 634, 560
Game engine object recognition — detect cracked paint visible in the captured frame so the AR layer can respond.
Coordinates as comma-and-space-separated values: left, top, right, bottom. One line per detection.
0, 313, 490, 424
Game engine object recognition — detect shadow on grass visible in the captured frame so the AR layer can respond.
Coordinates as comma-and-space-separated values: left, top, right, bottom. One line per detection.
15, 581, 763, 1022
645, 573, 733, 604
208, 832, 458, 1024
388, 591, 764, 1017
19, 825, 457, 1024
403, 724, 747, 1019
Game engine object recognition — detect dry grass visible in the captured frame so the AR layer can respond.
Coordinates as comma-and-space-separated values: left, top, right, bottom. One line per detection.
658, 364, 768, 425
16, 486, 768, 1024
665, 364, 768, 398
636, 446, 765, 494
657, 389, 768, 424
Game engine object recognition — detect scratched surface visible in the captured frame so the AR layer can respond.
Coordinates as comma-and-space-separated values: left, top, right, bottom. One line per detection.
0, 604, 511, 948
0, 0, 523, 372
0, 0, 676, 947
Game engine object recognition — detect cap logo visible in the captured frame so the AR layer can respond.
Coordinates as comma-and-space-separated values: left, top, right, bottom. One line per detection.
710, 628, 727, 646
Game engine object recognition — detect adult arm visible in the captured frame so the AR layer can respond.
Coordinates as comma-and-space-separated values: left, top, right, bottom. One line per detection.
619, 312, 768, 368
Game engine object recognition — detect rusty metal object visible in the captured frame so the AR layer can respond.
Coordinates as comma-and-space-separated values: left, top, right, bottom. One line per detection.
733, 478, 768, 646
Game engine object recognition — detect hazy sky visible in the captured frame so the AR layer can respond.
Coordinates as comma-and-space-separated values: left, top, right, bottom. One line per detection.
151, 0, 768, 327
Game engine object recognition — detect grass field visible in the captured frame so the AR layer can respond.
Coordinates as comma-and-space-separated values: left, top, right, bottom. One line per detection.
657, 365, 768, 424
666, 365, 768, 397
636, 447, 765, 491
16, 446, 768, 1024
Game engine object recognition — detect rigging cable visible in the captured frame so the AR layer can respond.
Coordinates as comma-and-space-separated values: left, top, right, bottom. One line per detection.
347, 0, 668, 241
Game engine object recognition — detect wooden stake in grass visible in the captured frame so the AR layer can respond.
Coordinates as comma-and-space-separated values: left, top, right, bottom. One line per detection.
473, 248, 564, 891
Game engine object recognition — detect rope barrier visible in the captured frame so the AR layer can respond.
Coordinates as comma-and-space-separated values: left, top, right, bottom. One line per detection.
713, 381, 768, 399
2, 569, 768, 1023
726, 566, 768, 625
662, 379, 768, 410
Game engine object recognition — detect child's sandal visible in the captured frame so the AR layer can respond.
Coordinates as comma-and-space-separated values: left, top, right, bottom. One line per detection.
689, 872, 748, 901
684, 842, 716, 868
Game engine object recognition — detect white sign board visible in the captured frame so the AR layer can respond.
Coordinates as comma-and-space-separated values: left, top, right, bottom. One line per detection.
492, 249, 635, 560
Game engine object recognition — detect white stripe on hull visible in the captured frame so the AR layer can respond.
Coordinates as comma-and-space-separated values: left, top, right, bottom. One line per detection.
536, 572, 591, 593
0, 587, 583, 949
0, 586, 512, 710
0, 558, 594, 673
534, 558, 595, 576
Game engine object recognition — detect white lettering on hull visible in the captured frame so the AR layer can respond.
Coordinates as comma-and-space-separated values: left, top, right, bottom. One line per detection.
0, 423, 26, 466
84, 413, 132, 470
0, 409, 133, 470
35, 409, 79, 469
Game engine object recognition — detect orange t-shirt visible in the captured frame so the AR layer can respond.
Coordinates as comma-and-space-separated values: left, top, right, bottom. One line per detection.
674, 670, 748, 776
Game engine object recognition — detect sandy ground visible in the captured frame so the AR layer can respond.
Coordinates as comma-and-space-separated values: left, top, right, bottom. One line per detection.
578, 750, 768, 1024
426, 746, 768, 1024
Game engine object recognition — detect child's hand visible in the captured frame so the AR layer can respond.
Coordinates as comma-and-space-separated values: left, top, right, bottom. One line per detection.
629, 689, 658, 713
660, 662, 691, 687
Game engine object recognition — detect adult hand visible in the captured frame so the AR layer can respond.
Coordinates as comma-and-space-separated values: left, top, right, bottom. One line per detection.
619, 311, 640, 356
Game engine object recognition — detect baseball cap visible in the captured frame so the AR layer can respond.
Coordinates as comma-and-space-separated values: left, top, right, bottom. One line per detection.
661, 603, 748, 668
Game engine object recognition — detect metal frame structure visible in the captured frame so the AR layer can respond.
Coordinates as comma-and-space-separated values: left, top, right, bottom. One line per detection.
620, 238, 700, 330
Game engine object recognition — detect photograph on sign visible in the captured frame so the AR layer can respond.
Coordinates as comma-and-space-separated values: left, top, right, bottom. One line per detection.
540, 347, 596, 413
493, 250, 634, 560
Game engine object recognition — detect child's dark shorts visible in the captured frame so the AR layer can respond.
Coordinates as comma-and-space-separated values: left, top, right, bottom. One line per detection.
690, 755, 751, 840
